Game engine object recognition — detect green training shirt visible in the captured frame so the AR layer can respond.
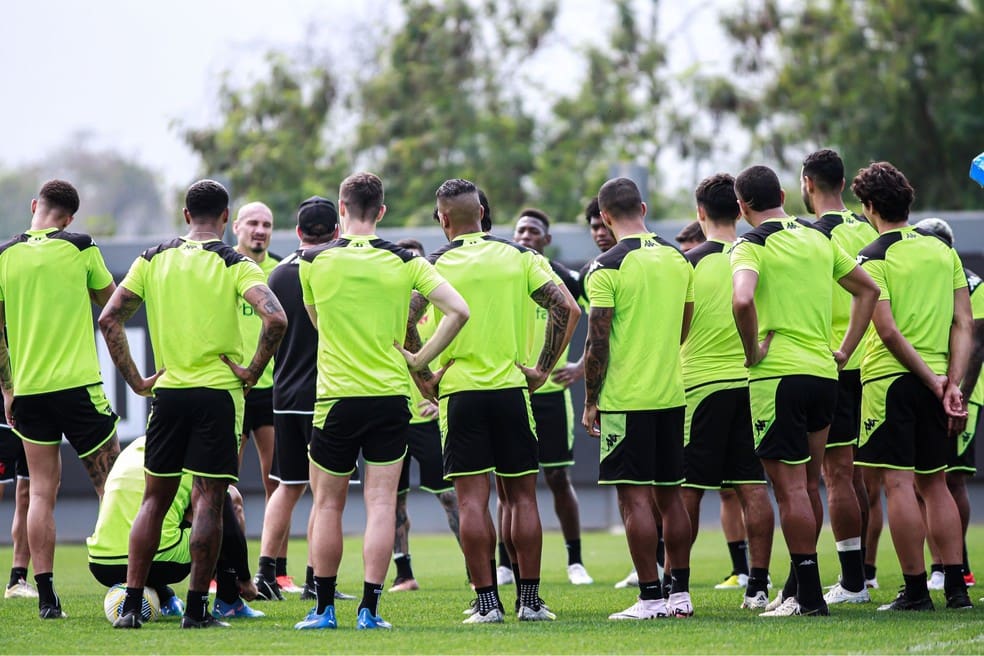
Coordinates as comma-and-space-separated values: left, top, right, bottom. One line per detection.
731, 217, 857, 381
236, 253, 281, 390
967, 269, 984, 405
858, 226, 966, 383
812, 210, 879, 371
87, 436, 192, 564
680, 239, 747, 389
428, 233, 553, 396
0, 228, 114, 395
300, 235, 446, 400
585, 232, 694, 411
121, 238, 267, 390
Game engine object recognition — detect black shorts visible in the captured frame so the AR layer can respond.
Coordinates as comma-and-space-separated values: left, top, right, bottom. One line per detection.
531, 390, 575, 468
440, 388, 538, 478
857, 373, 947, 474
145, 387, 244, 481
309, 397, 409, 476
828, 369, 862, 448
0, 425, 28, 483
11, 384, 119, 458
949, 402, 979, 475
750, 375, 837, 464
271, 411, 313, 484
399, 421, 452, 493
242, 387, 274, 436
90, 561, 190, 589
683, 383, 764, 489
599, 406, 685, 485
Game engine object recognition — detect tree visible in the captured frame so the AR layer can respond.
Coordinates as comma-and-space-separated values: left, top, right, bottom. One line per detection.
716, 0, 984, 209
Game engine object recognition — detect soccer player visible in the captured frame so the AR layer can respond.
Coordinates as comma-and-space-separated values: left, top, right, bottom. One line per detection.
253, 197, 340, 602
800, 149, 879, 605
87, 436, 263, 620
674, 220, 706, 253
98, 179, 287, 629
422, 178, 577, 624
582, 177, 694, 620
730, 165, 878, 617
679, 174, 775, 610
851, 163, 972, 611
511, 209, 592, 586
388, 238, 462, 593
0, 404, 34, 599
0, 179, 122, 620
294, 173, 469, 631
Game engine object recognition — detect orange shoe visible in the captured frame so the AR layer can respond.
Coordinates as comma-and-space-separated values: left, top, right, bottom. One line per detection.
276, 575, 303, 594
965, 572, 976, 587
388, 577, 420, 592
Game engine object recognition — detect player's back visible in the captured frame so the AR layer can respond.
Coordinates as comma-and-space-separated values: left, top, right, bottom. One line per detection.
269, 251, 317, 411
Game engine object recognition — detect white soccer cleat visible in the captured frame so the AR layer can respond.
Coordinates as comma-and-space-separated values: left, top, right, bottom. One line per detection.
517, 604, 556, 621
614, 568, 639, 589
764, 591, 788, 611
667, 591, 694, 617
496, 566, 514, 586
4, 578, 38, 599
865, 577, 879, 590
462, 607, 504, 624
714, 573, 749, 589
928, 571, 945, 591
567, 563, 594, 585
741, 590, 769, 610
759, 596, 800, 617
608, 597, 668, 620
823, 583, 870, 605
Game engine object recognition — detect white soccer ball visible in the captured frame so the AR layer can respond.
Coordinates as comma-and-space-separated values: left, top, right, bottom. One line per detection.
103, 584, 161, 624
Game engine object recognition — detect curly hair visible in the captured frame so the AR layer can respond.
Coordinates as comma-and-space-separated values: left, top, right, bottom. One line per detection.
38, 179, 80, 215
851, 162, 914, 222
695, 173, 738, 222
185, 179, 229, 220
802, 149, 845, 193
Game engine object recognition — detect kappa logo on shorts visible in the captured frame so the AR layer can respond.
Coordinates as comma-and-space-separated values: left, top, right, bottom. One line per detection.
605, 433, 620, 450
754, 419, 767, 436
863, 417, 877, 434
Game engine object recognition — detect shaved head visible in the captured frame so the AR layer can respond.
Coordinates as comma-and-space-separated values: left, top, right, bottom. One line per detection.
236, 201, 273, 223
436, 178, 483, 228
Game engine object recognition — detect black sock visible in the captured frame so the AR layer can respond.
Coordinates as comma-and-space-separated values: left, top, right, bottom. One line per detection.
394, 554, 414, 581
122, 586, 144, 616
359, 581, 383, 616
314, 576, 336, 615
35, 573, 55, 607
306, 565, 315, 589
944, 564, 968, 597
791, 553, 823, 609
727, 541, 749, 576
864, 562, 876, 581
565, 539, 582, 566
498, 543, 511, 569
662, 571, 672, 593
518, 578, 541, 609
782, 561, 797, 599
930, 562, 944, 574
156, 585, 176, 604
963, 542, 971, 574
748, 567, 770, 595
185, 589, 208, 621
670, 568, 690, 594
475, 585, 500, 615
275, 557, 287, 578
8, 566, 27, 587
258, 556, 276, 583
512, 563, 521, 600
639, 579, 663, 600
836, 548, 865, 593
656, 534, 665, 571
903, 572, 928, 601
215, 567, 239, 604
489, 560, 498, 598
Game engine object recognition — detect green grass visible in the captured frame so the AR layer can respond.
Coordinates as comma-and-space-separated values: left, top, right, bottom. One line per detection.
3, 527, 984, 654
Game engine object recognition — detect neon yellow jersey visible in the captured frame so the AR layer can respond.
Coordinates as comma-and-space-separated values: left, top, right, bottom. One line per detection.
680, 239, 747, 389
731, 217, 857, 381
236, 253, 281, 390
121, 238, 267, 390
428, 233, 553, 396
300, 235, 446, 399
87, 436, 192, 564
409, 305, 438, 424
585, 232, 694, 411
0, 228, 114, 395
858, 226, 967, 383
967, 269, 984, 406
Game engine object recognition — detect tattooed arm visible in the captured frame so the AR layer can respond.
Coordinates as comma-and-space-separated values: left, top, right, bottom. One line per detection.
221, 284, 287, 391
398, 285, 469, 372
400, 291, 453, 403
0, 303, 14, 426
581, 307, 612, 436
518, 281, 578, 392
98, 286, 163, 396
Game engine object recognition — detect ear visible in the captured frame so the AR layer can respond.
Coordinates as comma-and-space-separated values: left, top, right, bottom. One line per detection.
736, 197, 750, 218
295, 225, 303, 240
338, 200, 348, 217
640, 201, 648, 219
838, 178, 846, 194
183, 208, 193, 225
802, 175, 815, 194
375, 204, 387, 224
601, 210, 614, 229
779, 189, 786, 205
696, 204, 707, 223
331, 225, 340, 240
219, 208, 230, 226
544, 232, 552, 247
30, 198, 38, 214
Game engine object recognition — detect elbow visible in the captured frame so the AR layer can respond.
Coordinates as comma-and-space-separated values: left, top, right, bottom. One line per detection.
456, 306, 470, 328
732, 295, 753, 317
96, 312, 115, 336
568, 300, 582, 323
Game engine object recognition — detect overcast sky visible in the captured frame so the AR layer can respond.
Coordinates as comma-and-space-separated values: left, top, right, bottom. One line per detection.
0, 0, 728, 190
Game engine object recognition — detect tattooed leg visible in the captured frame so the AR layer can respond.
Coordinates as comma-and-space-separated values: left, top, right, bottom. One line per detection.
81, 434, 121, 500
437, 489, 462, 545
394, 492, 410, 556
189, 476, 231, 592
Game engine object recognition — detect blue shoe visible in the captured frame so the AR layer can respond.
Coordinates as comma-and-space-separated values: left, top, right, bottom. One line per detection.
294, 606, 337, 630
356, 607, 392, 630
212, 597, 265, 619
160, 596, 185, 617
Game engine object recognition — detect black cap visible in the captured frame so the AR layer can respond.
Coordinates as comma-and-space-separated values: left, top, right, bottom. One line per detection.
297, 196, 338, 235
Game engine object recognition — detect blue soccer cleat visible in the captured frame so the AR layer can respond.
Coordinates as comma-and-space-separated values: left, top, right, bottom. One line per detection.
160, 595, 185, 617
294, 605, 337, 630
212, 597, 265, 619
356, 607, 392, 630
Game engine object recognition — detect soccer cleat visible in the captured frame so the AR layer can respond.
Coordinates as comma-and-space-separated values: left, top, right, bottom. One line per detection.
877, 588, 934, 611
356, 607, 392, 629
865, 577, 879, 590
294, 606, 337, 630
760, 596, 800, 617
160, 596, 185, 617
964, 572, 976, 587
335, 589, 356, 600
614, 568, 639, 589
567, 563, 594, 585
763, 591, 788, 612
927, 571, 945, 590
252, 574, 284, 601
608, 597, 668, 620
517, 604, 556, 621
462, 607, 504, 624
714, 573, 749, 590
741, 590, 769, 610
113, 610, 143, 628
462, 598, 479, 616
299, 583, 316, 601
945, 591, 973, 610
667, 591, 694, 617
38, 602, 67, 619
496, 565, 514, 586
823, 583, 870, 605
181, 614, 231, 628
5, 578, 38, 599
277, 575, 303, 594
388, 577, 420, 592
212, 597, 265, 618
798, 602, 830, 617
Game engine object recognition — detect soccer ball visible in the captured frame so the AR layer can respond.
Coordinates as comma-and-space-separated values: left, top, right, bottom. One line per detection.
103, 584, 161, 624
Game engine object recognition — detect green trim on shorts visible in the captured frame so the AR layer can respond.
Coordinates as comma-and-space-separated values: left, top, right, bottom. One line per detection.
143, 468, 185, 478
364, 446, 409, 467
854, 461, 911, 471
914, 465, 947, 475
825, 439, 855, 451
946, 466, 976, 474
495, 468, 539, 478
540, 459, 575, 468
13, 429, 57, 446
777, 456, 811, 466
722, 479, 768, 486
76, 418, 120, 459
564, 388, 574, 451
420, 484, 454, 494
684, 378, 748, 447
307, 455, 357, 478
599, 478, 654, 486
444, 467, 496, 479
183, 468, 239, 482
653, 478, 685, 486
682, 482, 720, 490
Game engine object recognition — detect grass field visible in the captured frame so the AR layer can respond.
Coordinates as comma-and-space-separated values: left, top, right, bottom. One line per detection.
3, 527, 984, 654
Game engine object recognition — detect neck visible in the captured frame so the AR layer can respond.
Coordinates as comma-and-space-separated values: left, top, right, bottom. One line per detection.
30, 214, 68, 231
446, 222, 484, 240
811, 194, 848, 218
873, 218, 908, 234
704, 221, 738, 242
184, 219, 224, 241
744, 207, 787, 228
236, 245, 266, 263
610, 217, 648, 240
342, 218, 377, 236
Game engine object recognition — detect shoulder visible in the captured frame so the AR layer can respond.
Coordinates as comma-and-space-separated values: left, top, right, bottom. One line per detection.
0, 234, 28, 258
300, 238, 347, 263
684, 240, 725, 268
589, 239, 638, 274
266, 251, 284, 263
50, 230, 100, 251
368, 238, 421, 264
139, 237, 185, 262
202, 241, 254, 268
734, 221, 785, 247
913, 226, 952, 249
811, 213, 844, 238
857, 231, 904, 264
482, 234, 533, 254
